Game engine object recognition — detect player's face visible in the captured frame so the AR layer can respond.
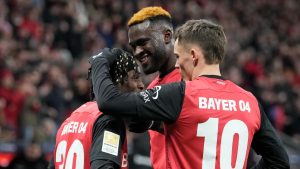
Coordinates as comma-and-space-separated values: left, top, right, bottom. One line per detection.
121, 70, 144, 92
128, 22, 167, 74
174, 39, 194, 81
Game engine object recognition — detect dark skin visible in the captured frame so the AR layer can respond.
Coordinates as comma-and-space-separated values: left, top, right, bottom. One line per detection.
128, 20, 264, 168
128, 20, 176, 75
48, 69, 144, 169
118, 70, 144, 92
127, 19, 177, 133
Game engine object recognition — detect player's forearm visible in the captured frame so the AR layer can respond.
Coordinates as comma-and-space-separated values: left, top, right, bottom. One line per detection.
91, 57, 138, 117
251, 135, 290, 169
91, 57, 183, 122
251, 158, 290, 169
251, 105, 290, 169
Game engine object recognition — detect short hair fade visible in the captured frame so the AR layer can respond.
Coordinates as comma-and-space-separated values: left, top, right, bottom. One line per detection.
128, 6, 171, 27
175, 19, 227, 64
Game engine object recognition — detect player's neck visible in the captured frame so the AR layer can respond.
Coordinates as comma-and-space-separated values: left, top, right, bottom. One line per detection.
192, 64, 221, 80
159, 53, 177, 75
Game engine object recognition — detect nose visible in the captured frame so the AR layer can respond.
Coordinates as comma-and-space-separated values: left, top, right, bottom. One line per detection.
175, 60, 180, 68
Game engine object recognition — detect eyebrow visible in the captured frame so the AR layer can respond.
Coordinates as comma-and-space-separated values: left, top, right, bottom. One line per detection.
129, 37, 151, 47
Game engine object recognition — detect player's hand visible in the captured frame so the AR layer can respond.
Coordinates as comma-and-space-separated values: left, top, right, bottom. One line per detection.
89, 48, 123, 66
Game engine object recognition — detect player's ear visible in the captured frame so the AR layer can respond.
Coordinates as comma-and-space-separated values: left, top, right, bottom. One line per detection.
123, 76, 129, 83
164, 29, 172, 44
191, 49, 198, 67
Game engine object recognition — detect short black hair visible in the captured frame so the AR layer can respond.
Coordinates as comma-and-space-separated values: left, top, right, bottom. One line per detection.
110, 50, 139, 85
89, 49, 139, 100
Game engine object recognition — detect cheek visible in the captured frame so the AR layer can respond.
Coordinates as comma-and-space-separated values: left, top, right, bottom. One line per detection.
145, 42, 155, 53
127, 82, 137, 91
179, 57, 191, 69
152, 40, 166, 57
179, 57, 193, 79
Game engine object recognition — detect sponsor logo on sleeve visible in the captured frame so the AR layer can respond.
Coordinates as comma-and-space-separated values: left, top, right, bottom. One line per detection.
139, 85, 162, 103
102, 131, 120, 156
152, 86, 161, 99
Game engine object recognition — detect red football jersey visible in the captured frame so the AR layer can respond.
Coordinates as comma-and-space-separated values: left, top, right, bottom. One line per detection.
165, 76, 261, 169
54, 101, 128, 169
147, 68, 181, 169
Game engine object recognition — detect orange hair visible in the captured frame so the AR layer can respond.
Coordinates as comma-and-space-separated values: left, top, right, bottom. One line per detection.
128, 6, 171, 26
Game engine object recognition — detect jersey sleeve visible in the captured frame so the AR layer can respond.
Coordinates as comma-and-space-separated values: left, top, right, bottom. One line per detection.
90, 115, 126, 169
91, 57, 185, 122
251, 103, 290, 169
126, 118, 152, 133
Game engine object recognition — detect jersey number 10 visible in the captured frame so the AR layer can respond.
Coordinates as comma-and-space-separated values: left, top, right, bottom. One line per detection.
197, 118, 248, 169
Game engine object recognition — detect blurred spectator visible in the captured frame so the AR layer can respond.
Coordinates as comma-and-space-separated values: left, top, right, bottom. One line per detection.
0, 69, 24, 132
0, 0, 300, 168
6, 141, 48, 169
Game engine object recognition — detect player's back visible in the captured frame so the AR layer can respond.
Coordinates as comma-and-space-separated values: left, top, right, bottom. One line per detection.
165, 76, 261, 169
54, 101, 101, 169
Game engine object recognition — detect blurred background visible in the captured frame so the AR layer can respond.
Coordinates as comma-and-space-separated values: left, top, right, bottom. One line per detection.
0, 0, 299, 168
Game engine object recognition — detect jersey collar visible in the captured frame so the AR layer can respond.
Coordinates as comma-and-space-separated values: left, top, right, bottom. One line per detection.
159, 67, 176, 78
199, 75, 225, 80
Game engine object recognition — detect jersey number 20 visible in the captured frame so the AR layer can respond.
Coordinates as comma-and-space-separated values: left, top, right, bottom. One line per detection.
56, 139, 84, 169
197, 118, 248, 169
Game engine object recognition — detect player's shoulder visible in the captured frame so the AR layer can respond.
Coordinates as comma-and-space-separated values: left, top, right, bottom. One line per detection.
67, 101, 102, 121
96, 114, 123, 124
226, 80, 259, 105
74, 101, 99, 113
228, 81, 256, 97
166, 68, 181, 80
148, 76, 160, 88
161, 68, 181, 84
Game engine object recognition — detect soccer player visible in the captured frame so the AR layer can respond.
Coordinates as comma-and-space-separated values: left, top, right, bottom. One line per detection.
49, 50, 144, 169
127, 7, 181, 169
90, 19, 290, 168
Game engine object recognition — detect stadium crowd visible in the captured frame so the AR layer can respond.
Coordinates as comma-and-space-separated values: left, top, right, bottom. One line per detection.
0, 0, 300, 167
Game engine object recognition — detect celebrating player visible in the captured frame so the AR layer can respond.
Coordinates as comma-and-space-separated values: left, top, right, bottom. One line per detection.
127, 6, 181, 169
90, 19, 290, 169
49, 50, 144, 169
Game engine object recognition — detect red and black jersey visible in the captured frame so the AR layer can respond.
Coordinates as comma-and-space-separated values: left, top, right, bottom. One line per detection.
164, 76, 260, 169
147, 68, 181, 169
92, 57, 290, 169
53, 101, 128, 169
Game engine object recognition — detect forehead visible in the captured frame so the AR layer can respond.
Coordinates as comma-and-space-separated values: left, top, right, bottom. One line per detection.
174, 39, 182, 53
128, 21, 155, 42
127, 69, 139, 77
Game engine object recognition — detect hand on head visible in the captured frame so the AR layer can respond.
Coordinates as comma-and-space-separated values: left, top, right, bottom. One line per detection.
89, 48, 123, 66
